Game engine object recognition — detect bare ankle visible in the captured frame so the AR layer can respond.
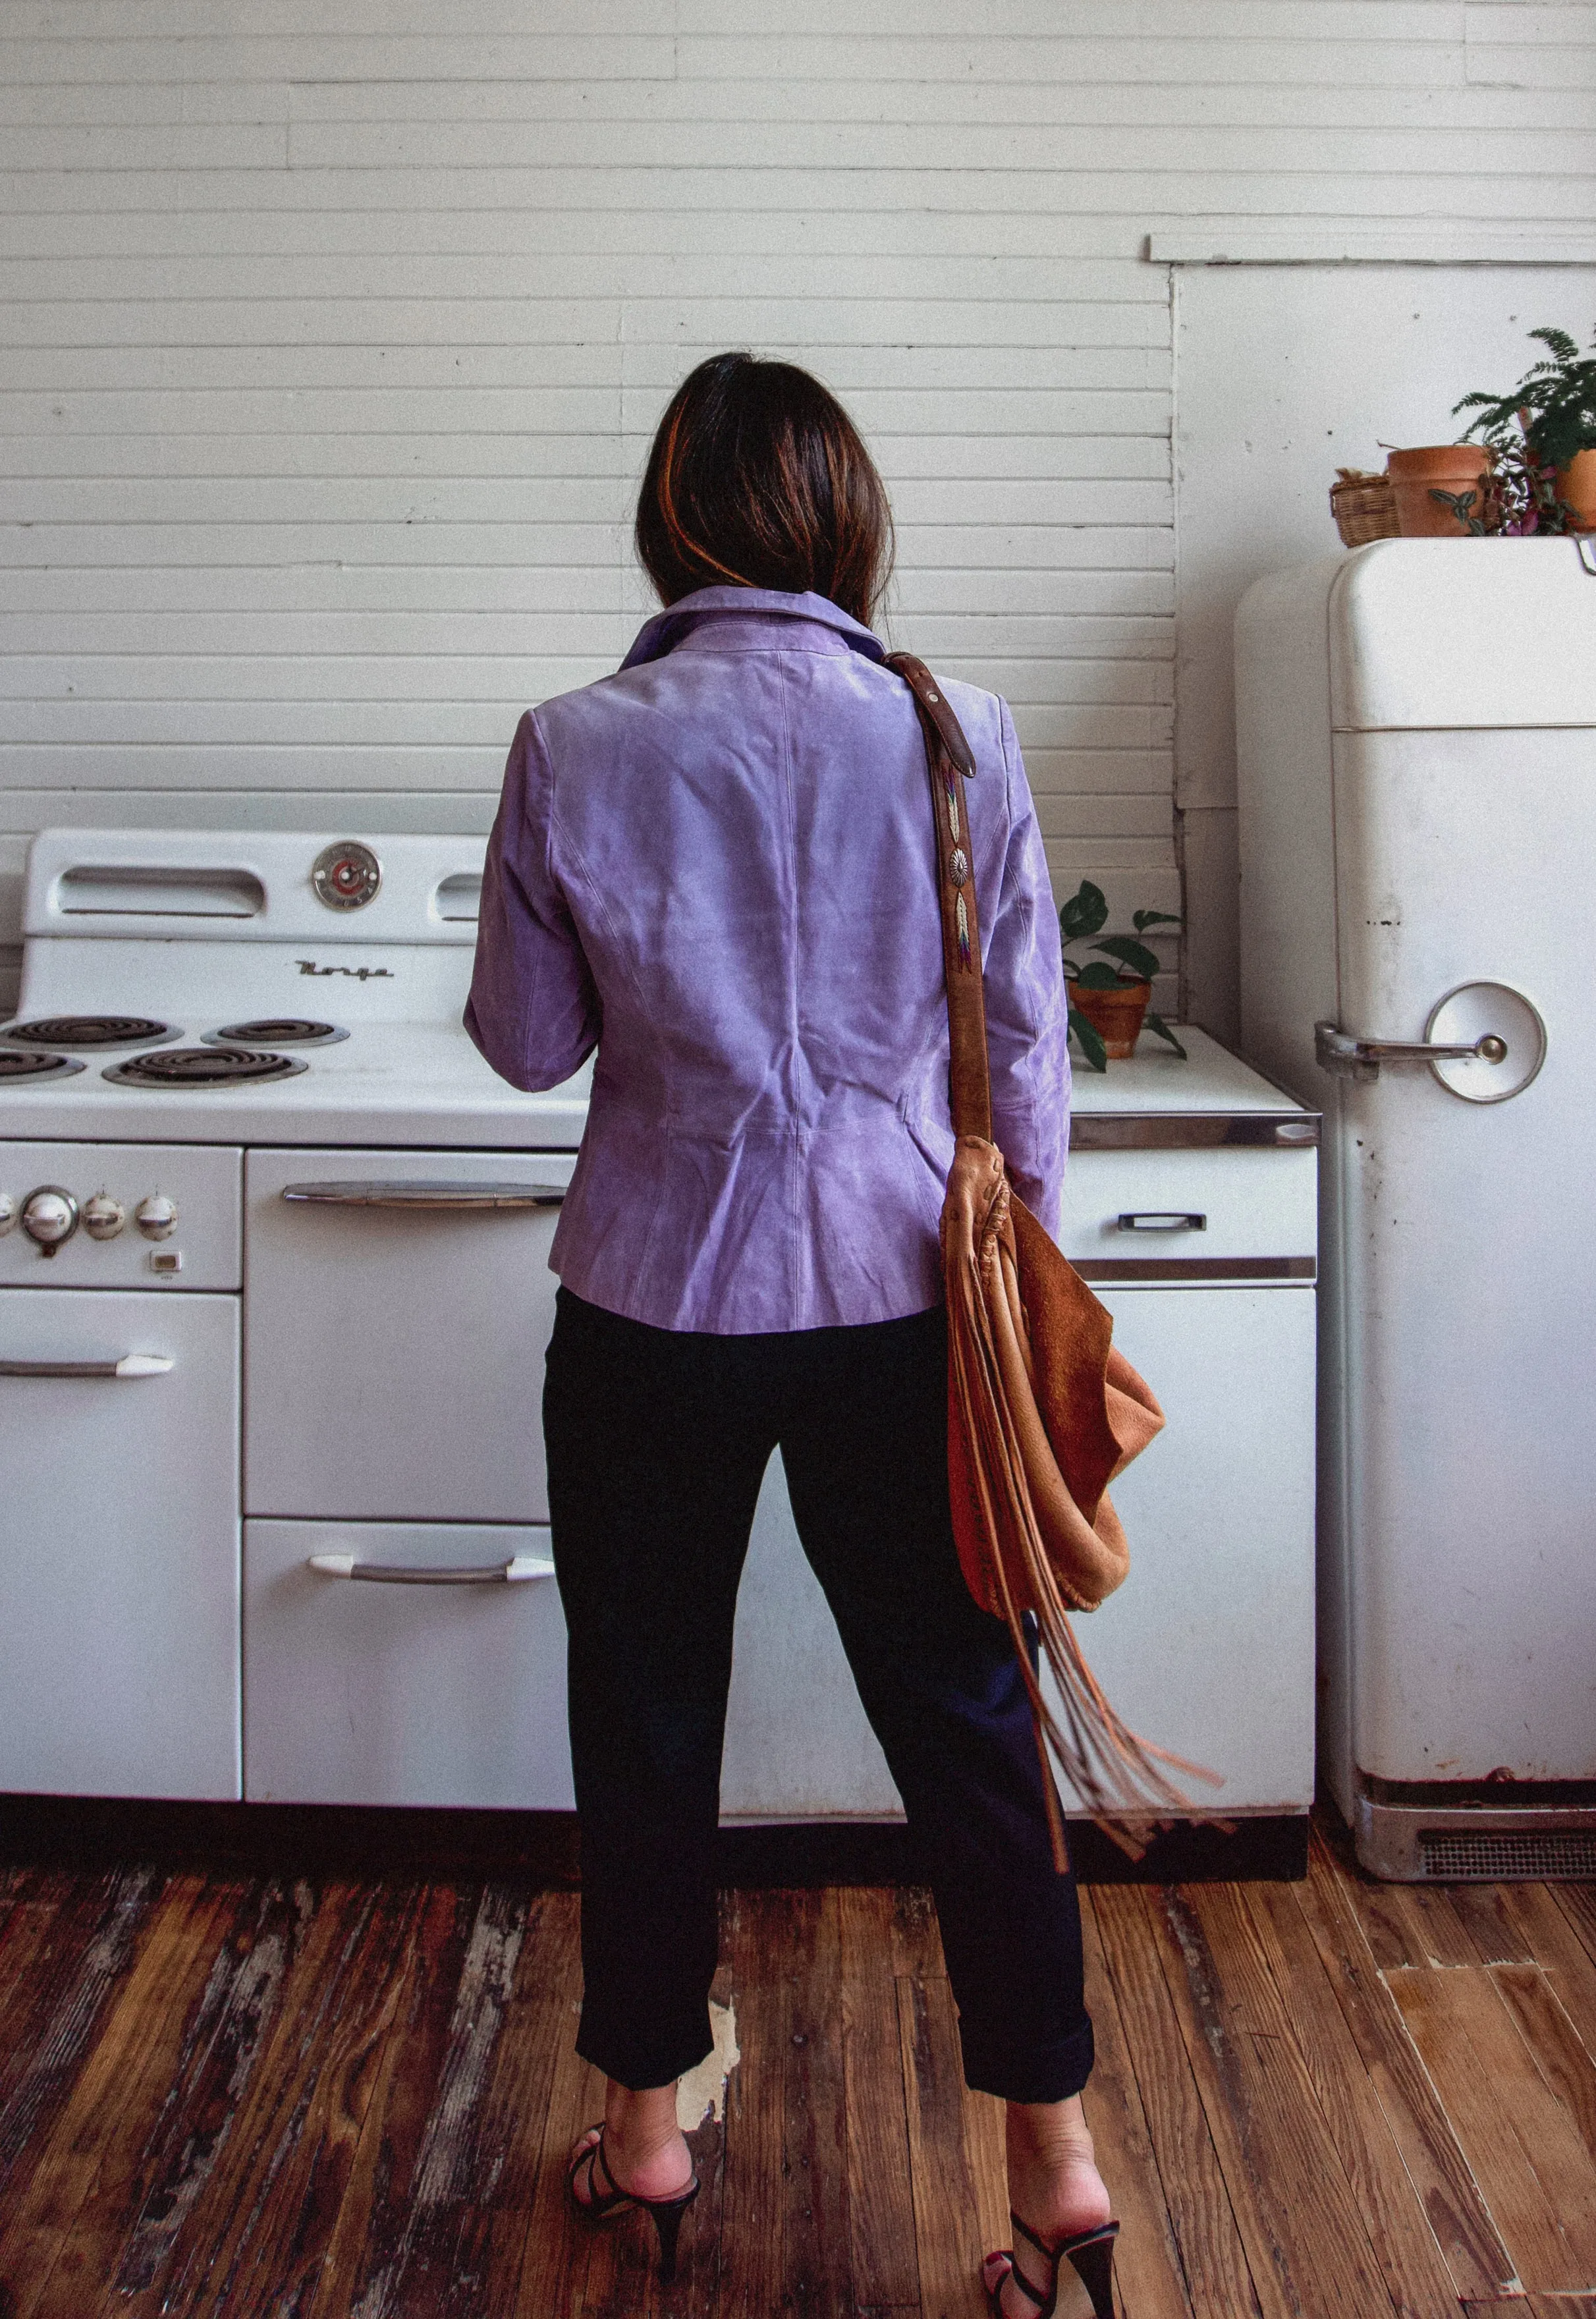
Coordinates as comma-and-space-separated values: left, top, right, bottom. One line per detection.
1003, 2096, 1111, 2240
600, 2080, 692, 2195
1006, 2094, 1094, 2162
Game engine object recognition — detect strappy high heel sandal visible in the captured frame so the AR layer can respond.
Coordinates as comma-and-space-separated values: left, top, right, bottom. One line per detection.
983, 2213, 1120, 2319
566, 2125, 701, 2283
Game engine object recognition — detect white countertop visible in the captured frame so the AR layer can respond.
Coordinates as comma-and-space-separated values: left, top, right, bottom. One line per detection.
1069, 1026, 1309, 1116
0, 1021, 1306, 1150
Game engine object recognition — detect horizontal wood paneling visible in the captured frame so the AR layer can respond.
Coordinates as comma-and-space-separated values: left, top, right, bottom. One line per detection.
3, 1, 1592, 974
0, 432, 1172, 480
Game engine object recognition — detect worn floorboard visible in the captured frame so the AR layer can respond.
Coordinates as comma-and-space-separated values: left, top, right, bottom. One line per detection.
0, 1815, 1594, 2314
16, 1876, 238, 2319
1300, 1825, 1515, 2303
1240, 1878, 1462, 2319
1075, 1889, 1194, 2319
840, 1889, 921, 2311
1087, 1885, 1263, 2319
1387, 1963, 1596, 2295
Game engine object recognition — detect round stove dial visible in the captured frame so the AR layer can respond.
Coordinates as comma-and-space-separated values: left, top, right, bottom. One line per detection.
312, 840, 381, 911
82, 1191, 126, 1241
0, 1194, 14, 1235
135, 1194, 179, 1242
22, 1185, 78, 1252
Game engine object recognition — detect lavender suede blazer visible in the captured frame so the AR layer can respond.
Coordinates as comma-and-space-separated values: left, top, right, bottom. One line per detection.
465, 586, 1070, 1334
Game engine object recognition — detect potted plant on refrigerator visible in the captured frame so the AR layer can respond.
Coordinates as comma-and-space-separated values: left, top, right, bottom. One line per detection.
1383, 443, 1495, 536
1059, 879, 1186, 1071
1453, 322, 1596, 533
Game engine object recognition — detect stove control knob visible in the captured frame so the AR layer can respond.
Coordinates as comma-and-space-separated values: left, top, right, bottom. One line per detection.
0, 1194, 14, 1235
22, 1185, 79, 1252
82, 1191, 126, 1241
135, 1194, 179, 1242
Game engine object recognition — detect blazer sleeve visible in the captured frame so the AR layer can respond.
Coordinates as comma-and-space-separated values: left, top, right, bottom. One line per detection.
983, 696, 1071, 1235
464, 710, 601, 1092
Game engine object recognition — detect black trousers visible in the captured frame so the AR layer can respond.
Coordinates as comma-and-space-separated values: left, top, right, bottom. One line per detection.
543, 1287, 1095, 2105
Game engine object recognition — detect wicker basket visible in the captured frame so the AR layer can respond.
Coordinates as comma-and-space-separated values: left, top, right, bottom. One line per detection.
1330, 468, 1400, 547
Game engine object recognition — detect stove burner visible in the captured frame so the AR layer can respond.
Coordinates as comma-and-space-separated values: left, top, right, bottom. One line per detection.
203, 1018, 348, 1048
0, 1049, 86, 1080
2, 1015, 177, 1050
103, 1046, 310, 1090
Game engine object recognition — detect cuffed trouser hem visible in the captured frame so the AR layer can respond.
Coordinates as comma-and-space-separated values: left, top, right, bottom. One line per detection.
575, 2011, 715, 2095
958, 2013, 1095, 2106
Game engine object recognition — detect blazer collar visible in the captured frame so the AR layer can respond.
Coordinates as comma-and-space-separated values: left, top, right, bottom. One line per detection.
620, 586, 886, 670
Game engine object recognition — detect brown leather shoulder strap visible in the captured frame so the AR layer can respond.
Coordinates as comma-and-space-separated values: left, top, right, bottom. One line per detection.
889, 652, 977, 777
886, 652, 993, 1143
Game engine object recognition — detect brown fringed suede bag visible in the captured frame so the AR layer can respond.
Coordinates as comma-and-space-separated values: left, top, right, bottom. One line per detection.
887, 652, 1215, 1864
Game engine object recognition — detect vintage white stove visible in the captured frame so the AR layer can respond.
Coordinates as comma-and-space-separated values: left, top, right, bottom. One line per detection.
0, 827, 1319, 1849
0, 828, 586, 1811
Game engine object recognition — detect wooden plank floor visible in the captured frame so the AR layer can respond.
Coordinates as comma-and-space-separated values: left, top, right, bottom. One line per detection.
1, 1818, 1594, 2316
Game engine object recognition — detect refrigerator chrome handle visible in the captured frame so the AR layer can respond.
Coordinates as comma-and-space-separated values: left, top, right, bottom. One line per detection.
281, 1181, 565, 1209
1315, 1021, 1506, 1080
308, 1553, 555, 1585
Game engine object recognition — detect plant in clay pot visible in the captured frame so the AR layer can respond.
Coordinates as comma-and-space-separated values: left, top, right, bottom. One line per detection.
1384, 443, 1494, 537
1059, 879, 1186, 1071
1453, 322, 1596, 533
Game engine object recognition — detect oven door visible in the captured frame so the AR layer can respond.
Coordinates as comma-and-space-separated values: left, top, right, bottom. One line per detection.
0, 1287, 240, 1799
244, 1148, 576, 1523
243, 1519, 571, 1808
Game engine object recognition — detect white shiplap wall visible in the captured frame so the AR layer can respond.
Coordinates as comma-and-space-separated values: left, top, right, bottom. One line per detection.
4, 1, 1595, 1017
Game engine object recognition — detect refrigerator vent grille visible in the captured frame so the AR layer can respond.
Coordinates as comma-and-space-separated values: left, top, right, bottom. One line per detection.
1419, 1829, 1596, 1882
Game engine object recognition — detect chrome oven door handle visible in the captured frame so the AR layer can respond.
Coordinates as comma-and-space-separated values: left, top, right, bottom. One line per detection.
281, 1181, 566, 1210
1116, 1212, 1206, 1233
1315, 1021, 1506, 1080
308, 1553, 556, 1585
0, 1354, 173, 1379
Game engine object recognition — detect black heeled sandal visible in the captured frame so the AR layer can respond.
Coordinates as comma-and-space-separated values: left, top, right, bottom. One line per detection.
566, 2125, 701, 2283
983, 2213, 1120, 2319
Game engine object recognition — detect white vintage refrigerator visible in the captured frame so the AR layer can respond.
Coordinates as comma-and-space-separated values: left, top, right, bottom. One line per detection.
1236, 536, 1596, 1880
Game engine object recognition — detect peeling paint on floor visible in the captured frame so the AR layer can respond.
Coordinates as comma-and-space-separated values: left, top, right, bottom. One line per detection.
676, 1998, 740, 2130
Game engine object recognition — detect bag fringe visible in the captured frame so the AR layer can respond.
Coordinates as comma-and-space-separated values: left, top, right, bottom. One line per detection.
947, 1244, 1223, 1867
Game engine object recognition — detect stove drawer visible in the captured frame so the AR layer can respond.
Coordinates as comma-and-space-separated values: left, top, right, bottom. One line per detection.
1059, 1145, 1316, 1280
0, 1287, 240, 1799
244, 1147, 576, 1523
243, 1520, 571, 1808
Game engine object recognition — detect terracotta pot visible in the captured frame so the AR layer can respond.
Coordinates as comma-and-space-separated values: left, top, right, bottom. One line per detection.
1385, 445, 1493, 537
1555, 446, 1596, 532
1070, 978, 1151, 1061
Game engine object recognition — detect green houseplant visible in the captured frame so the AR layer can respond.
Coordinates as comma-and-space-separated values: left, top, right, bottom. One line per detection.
1453, 322, 1596, 533
1059, 879, 1186, 1071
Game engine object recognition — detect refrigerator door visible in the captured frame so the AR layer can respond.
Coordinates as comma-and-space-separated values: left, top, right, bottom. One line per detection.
1330, 538, 1596, 732
1333, 721, 1596, 1783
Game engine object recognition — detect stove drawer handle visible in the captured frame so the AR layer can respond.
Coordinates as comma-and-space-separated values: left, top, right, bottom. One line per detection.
308, 1552, 555, 1585
0, 1353, 173, 1380
282, 1181, 565, 1210
1116, 1212, 1207, 1233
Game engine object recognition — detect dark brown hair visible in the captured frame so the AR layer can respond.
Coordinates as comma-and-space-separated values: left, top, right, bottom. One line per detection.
634, 353, 894, 628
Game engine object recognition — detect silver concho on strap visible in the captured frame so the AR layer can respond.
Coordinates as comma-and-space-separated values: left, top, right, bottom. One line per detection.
949, 847, 970, 888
